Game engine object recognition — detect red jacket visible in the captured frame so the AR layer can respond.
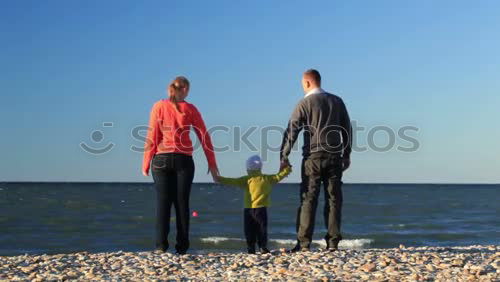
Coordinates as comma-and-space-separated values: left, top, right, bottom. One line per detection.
142, 99, 217, 173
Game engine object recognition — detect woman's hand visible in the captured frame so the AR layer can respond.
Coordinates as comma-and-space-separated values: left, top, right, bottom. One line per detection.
142, 170, 149, 177
208, 166, 220, 183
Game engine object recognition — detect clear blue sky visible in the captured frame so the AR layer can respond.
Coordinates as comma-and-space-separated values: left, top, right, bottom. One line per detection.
1, 0, 499, 183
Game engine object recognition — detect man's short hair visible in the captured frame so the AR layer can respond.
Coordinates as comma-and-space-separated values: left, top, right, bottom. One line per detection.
304, 69, 321, 85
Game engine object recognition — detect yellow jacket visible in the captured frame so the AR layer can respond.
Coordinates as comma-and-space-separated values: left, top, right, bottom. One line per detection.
218, 166, 292, 208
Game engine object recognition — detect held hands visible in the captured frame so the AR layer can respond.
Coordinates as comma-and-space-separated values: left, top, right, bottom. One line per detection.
142, 169, 149, 177
280, 159, 292, 171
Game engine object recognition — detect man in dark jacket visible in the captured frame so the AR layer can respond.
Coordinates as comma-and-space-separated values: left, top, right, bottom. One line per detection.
280, 69, 352, 252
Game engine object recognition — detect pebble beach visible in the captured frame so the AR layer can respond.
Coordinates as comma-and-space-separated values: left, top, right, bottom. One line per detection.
1, 245, 498, 281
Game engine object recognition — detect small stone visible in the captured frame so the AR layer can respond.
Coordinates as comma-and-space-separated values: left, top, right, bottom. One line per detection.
111, 262, 122, 270
20, 266, 35, 273
409, 273, 420, 280
438, 263, 451, 269
360, 263, 376, 272
64, 271, 79, 279
467, 274, 476, 281
451, 259, 464, 267
385, 266, 398, 275
359, 273, 371, 280
425, 264, 436, 272
469, 265, 485, 274
276, 268, 287, 275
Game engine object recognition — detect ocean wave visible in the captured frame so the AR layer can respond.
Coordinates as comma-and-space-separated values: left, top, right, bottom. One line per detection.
386, 223, 407, 228
272, 238, 374, 249
200, 237, 374, 249
200, 237, 242, 244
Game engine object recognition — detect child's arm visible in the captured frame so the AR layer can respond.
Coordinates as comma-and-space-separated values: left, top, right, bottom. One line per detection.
268, 165, 292, 184
217, 175, 247, 188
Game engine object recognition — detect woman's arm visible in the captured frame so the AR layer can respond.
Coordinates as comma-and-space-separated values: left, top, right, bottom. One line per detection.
191, 105, 218, 170
142, 103, 161, 175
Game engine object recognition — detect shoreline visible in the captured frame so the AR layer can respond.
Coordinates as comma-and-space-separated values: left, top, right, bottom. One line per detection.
2, 181, 500, 185
1, 245, 498, 281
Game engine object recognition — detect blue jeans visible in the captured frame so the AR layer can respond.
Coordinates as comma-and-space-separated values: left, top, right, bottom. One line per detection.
152, 153, 195, 253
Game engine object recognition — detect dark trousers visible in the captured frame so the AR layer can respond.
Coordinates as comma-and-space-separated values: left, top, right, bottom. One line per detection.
244, 207, 268, 250
151, 153, 195, 253
296, 153, 343, 249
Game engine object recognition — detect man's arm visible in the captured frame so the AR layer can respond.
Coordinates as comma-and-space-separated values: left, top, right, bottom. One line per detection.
339, 99, 352, 171
280, 102, 306, 166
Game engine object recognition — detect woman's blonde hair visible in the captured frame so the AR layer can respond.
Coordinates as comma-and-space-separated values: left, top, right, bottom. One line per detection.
168, 76, 190, 114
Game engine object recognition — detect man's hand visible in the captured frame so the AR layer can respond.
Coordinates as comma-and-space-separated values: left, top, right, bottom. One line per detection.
280, 159, 291, 171
342, 157, 351, 172
142, 170, 149, 177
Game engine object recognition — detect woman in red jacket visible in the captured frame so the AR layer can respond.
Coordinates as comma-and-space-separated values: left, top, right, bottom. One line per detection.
142, 76, 219, 254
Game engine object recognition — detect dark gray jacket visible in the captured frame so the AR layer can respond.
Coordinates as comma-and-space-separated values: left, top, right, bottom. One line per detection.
280, 91, 352, 161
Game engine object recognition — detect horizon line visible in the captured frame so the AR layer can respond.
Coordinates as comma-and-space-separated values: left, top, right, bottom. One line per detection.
1, 181, 499, 185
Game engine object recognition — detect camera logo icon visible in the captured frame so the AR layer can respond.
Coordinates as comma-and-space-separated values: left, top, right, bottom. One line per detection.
80, 122, 115, 155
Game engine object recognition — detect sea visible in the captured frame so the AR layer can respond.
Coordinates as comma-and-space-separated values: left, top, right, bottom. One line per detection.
0, 183, 498, 256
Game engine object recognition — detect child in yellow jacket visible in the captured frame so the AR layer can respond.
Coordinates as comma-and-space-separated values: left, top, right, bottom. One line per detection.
217, 155, 292, 254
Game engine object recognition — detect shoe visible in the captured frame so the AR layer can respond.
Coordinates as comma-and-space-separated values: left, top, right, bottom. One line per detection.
326, 240, 340, 252
153, 249, 166, 254
154, 244, 168, 253
289, 245, 309, 253
328, 240, 340, 250
175, 250, 187, 255
260, 247, 270, 254
247, 247, 256, 254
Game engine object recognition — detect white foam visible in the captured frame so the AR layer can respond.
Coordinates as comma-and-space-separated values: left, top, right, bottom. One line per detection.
200, 237, 243, 244
272, 238, 373, 248
272, 239, 297, 245
338, 239, 374, 249
388, 223, 406, 228
201, 237, 374, 249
